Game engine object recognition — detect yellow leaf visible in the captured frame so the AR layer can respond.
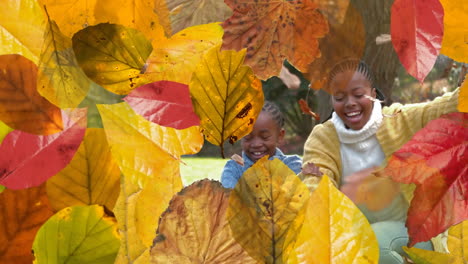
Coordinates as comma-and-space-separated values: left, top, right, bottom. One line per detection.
38, 0, 167, 39
150, 179, 256, 264
153, 0, 172, 36
439, 0, 468, 63
227, 157, 310, 263
459, 74, 468, 113
447, 220, 468, 264
402, 246, 454, 264
0, 121, 13, 144
190, 44, 264, 156
290, 175, 379, 264
38, 18, 90, 108
144, 23, 223, 84
0, 0, 45, 63
114, 169, 181, 264
72, 23, 153, 95
165, 0, 232, 34
46, 128, 120, 212
97, 102, 203, 187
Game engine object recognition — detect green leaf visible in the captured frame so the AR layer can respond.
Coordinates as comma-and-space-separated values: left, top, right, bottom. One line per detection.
0, 121, 13, 144
72, 23, 153, 95
32, 205, 120, 264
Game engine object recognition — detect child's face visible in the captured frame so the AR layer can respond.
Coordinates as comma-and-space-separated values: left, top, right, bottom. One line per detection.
330, 70, 376, 130
241, 112, 285, 162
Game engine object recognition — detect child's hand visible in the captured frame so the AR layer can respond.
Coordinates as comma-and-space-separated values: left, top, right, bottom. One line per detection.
301, 162, 323, 176
231, 154, 244, 166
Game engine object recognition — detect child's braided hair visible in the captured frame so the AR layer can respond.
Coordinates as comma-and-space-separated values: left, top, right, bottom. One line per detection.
262, 101, 285, 129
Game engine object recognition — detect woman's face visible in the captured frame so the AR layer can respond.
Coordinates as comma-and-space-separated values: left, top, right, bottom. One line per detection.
330, 70, 376, 130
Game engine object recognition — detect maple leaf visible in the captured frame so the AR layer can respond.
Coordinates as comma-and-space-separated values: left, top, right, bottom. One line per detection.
222, 0, 329, 79
384, 112, 468, 246
391, 0, 444, 83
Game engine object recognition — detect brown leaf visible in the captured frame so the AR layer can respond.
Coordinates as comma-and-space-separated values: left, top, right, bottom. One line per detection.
0, 184, 54, 263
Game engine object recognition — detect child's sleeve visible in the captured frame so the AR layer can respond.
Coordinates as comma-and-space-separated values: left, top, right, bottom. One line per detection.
220, 160, 243, 189
300, 122, 341, 190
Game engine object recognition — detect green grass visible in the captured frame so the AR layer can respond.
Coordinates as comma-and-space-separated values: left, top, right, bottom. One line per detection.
180, 157, 227, 186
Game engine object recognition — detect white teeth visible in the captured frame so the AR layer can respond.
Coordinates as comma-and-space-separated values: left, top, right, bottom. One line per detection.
253, 152, 263, 155
346, 112, 360, 117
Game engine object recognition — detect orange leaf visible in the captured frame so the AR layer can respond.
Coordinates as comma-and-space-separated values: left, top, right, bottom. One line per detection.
0, 184, 54, 264
222, 0, 329, 79
298, 99, 320, 121
150, 180, 256, 263
0, 54, 62, 135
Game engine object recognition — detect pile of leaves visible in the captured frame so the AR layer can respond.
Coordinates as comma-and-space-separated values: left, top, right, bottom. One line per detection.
0, 0, 467, 263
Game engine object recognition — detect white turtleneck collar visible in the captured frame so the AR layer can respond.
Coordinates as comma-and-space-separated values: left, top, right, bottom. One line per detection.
331, 100, 383, 144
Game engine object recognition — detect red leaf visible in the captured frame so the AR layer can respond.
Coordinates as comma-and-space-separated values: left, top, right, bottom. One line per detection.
0, 108, 87, 189
384, 112, 468, 246
391, 0, 444, 83
123, 81, 200, 129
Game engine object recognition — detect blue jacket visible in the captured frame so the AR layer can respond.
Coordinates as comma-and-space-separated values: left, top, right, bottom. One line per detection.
221, 148, 302, 189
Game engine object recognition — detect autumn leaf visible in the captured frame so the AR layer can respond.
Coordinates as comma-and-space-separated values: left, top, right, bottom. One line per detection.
37, 17, 91, 108
39, 0, 168, 39
0, 54, 62, 135
0, 0, 45, 63
165, 0, 232, 34
0, 184, 53, 264
384, 112, 468, 246
150, 179, 256, 263
0, 121, 13, 144
143, 23, 223, 84
290, 175, 379, 264
153, 0, 172, 36
391, 0, 444, 83
222, 0, 328, 79
447, 220, 468, 264
402, 246, 454, 264
123, 81, 200, 129
114, 153, 182, 264
0, 108, 87, 190
298, 99, 320, 121
439, 0, 468, 63
32, 205, 120, 264
315, 0, 350, 24
304, 1, 364, 89
72, 23, 153, 95
97, 102, 203, 187
190, 44, 263, 157
46, 128, 120, 212
459, 74, 468, 113
227, 157, 310, 263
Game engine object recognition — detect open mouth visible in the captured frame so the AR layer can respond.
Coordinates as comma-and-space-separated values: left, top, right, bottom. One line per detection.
345, 111, 362, 123
250, 151, 267, 160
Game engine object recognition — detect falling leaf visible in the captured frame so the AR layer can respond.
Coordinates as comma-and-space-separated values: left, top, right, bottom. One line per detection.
447, 220, 468, 264
190, 44, 263, 157
459, 74, 468, 113
151, 179, 256, 263
227, 157, 310, 263
38, 0, 167, 40
439, 0, 468, 63
0, 0, 45, 63
304, 2, 364, 90
0, 184, 54, 264
0, 54, 62, 135
391, 0, 444, 83
143, 23, 223, 84
37, 17, 91, 108
0, 121, 13, 144
290, 175, 379, 264
165, 0, 232, 34
97, 102, 203, 187
72, 23, 153, 95
124, 80, 200, 129
298, 99, 320, 121
114, 167, 182, 264
0, 108, 87, 190
222, 0, 328, 79
46, 128, 120, 212
384, 112, 468, 246
32, 205, 120, 264
403, 246, 454, 264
